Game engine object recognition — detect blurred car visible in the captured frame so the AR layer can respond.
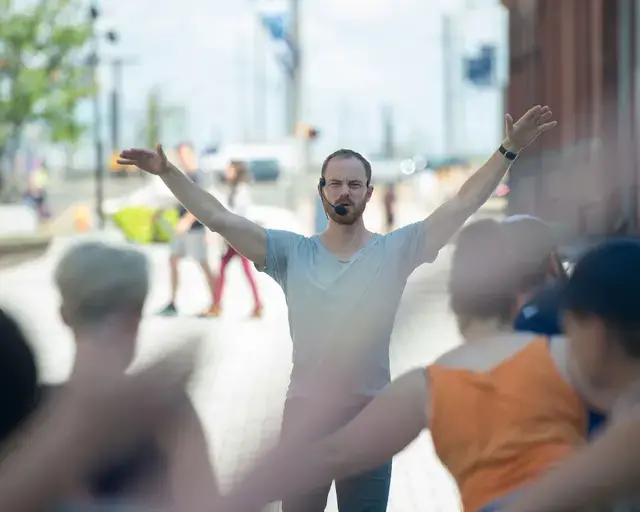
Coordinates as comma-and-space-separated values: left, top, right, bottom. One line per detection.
247, 158, 282, 182
423, 156, 469, 173
201, 155, 284, 184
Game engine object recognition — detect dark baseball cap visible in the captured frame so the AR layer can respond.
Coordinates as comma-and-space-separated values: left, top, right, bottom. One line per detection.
562, 239, 640, 324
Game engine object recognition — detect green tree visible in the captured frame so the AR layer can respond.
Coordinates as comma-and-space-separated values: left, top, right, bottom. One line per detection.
0, 0, 93, 165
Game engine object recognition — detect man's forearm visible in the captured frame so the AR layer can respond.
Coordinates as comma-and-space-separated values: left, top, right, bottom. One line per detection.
160, 164, 227, 230
422, 141, 515, 255
455, 139, 515, 213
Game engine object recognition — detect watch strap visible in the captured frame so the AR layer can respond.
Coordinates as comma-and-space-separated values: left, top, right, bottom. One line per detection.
499, 144, 518, 161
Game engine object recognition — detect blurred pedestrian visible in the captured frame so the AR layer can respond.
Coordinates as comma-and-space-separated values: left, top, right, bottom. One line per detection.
0, 308, 39, 446
157, 146, 218, 317
502, 240, 640, 511
0, 336, 200, 512
382, 181, 396, 233
504, 215, 607, 437
209, 161, 263, 318
25, 159, 50, 223
48, 241, 217, 509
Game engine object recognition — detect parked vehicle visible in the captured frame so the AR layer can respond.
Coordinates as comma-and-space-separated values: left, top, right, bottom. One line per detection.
201, 143, 294, 184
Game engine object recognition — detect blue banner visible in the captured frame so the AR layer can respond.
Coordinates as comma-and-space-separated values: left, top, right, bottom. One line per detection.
252, 0, 298, 78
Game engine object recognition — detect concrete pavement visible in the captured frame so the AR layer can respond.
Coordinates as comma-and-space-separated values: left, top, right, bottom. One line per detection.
46, 174, 149, 218
0, 198, 464, 511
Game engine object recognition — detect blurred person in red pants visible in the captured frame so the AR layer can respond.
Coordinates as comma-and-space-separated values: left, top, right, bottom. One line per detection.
209, 161, 263, 318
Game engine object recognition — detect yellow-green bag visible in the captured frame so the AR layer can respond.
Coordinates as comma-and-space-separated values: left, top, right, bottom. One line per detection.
153, 209, 179, 242
111, 207, 179, 244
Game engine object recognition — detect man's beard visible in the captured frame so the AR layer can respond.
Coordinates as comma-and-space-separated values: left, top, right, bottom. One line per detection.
324, 198, 367, 225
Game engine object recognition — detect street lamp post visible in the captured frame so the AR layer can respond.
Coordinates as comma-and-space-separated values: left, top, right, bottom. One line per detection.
89, 4, 120, 229
108, 55, 137, 160
89, 4, 106, 229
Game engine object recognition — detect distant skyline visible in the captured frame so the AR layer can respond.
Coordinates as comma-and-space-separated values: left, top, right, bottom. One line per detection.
45, 0, 506, 168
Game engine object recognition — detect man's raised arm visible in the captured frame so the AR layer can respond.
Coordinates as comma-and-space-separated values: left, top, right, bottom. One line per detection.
119, 145, 267, 267
422, 105, 557, 257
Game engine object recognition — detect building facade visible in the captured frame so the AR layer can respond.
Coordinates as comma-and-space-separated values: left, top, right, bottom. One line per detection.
504, 0, 640, 236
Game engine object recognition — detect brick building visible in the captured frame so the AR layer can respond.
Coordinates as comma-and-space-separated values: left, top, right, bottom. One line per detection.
503, 0, 640, 237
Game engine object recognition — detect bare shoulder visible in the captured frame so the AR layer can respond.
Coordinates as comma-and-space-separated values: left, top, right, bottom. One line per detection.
433, 333, 543, 371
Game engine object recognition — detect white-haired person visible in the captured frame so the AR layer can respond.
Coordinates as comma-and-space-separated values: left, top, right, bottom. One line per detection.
44, 241, 218, 509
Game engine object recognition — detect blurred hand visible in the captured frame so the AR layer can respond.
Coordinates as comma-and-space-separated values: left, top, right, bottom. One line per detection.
504, 105, 557, 153
118, 143, 170, 176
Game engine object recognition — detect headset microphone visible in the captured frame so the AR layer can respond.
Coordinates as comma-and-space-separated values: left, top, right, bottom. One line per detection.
318, 177, 348, 216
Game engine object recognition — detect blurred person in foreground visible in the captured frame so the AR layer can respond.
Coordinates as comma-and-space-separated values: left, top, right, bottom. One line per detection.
46, 241, 217, 508
157, 146, 218, 317
505, 215, 567, 336
0, 323, 201, 512
119, 105, 556, 511
504, 215, 607, 436
498, 240, 640, 511
216, 219, 594, 512
211, 161, 263, 318
0, 308, 39, 446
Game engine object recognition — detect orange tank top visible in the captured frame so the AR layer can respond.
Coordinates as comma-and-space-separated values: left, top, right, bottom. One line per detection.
427, 337, 586, 511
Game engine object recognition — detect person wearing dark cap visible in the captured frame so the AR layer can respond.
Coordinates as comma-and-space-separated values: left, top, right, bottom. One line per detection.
504, 214, 608, 436
503, 215, 567, 336
502, 239, 640, 511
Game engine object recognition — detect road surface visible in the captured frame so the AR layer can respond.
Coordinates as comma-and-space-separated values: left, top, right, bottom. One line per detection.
0, 197, 465, 511
47, 174, 149, 217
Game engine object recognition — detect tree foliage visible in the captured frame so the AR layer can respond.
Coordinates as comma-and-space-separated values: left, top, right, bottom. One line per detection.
0, 0, 94, 161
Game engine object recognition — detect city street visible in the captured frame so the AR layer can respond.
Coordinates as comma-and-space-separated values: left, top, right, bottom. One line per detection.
0, 193, 463, 511
2, 0, 623, 508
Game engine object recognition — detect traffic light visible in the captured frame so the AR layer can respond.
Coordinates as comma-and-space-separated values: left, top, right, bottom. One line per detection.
297, 123, 320, 140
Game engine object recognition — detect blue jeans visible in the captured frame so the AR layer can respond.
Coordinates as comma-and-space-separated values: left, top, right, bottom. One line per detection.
280, 398, 392, 512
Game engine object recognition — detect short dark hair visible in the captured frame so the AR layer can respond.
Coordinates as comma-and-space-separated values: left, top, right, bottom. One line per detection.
0, 309, 38, 442
563, 240, 640, 358
321, 149, 372, 186
449, 219, 519, 323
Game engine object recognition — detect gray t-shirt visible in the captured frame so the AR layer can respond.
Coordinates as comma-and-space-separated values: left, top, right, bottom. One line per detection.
260, 221, 435, 402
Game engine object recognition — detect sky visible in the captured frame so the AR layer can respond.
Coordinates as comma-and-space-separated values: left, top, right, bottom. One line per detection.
55, 0, 507, 167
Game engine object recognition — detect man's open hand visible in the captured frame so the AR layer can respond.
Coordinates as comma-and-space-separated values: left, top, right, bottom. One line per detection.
118, 143, 170, 176
504, 105, 557, 153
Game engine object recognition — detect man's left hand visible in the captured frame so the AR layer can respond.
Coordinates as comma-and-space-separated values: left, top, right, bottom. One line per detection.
503, 105, 557, 153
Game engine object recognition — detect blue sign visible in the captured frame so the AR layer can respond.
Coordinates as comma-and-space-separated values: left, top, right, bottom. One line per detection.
252, 0, 298, 78
465, 44, 496, 87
